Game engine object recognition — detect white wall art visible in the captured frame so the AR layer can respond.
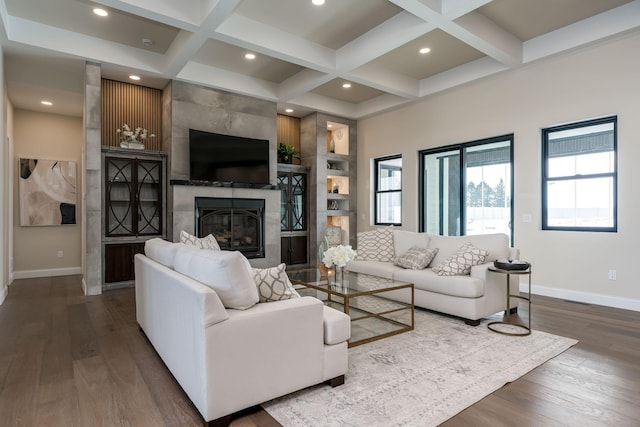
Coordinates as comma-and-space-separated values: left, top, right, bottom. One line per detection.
19, 158, 77, 226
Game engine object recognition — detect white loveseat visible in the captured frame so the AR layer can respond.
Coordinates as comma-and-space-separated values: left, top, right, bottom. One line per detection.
135, 238, 350, 426
346, 229, 520, 325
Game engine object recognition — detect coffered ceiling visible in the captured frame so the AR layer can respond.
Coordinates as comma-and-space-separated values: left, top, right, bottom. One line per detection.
1, 0, 638, 119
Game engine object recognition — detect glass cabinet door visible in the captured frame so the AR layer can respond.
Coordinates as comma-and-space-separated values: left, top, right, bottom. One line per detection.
106, 158, 134, 236
136, 160, 162, 235
278, 172, 306, 231
105, 156, 162, 237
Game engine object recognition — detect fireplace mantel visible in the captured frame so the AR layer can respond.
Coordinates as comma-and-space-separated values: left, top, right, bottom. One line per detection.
170, 179, 279, 190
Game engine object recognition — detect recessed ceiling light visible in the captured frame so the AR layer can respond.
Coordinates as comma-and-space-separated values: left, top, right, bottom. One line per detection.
327, 124, 333, 128
142, 38, 154, 47
342, 83, 351, 89
129, 75, 141, 81
93, 8, 108, 17
285, 108, 293, 113
40, 100, 53, 106
312, 0, 325, 5
419, 47, 431, 54
245, 53, 256, 60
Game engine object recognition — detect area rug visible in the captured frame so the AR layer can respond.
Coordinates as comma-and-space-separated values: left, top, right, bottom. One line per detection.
263, 309, 578, 426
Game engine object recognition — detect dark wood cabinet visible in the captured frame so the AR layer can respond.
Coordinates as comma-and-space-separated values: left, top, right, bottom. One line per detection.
278, 167, 308, 266
102, 148, 166, 289
104, 243, 145, 283
281, 236, 308, 266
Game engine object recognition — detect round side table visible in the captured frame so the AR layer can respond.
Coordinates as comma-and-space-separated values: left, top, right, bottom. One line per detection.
487, 266, 531, 336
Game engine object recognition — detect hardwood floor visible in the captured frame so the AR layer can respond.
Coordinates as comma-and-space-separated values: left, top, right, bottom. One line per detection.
0, 276, 638, 426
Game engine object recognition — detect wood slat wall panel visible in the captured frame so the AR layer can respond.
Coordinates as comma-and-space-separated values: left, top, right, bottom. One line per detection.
101, 79, 162, 151
277, 114, 301, 164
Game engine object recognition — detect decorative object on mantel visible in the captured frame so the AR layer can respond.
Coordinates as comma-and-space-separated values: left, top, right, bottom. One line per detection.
277, 142, 298, 164
117, 124, 155, 149
322, 244, 356, 284
317, 237, 330, 276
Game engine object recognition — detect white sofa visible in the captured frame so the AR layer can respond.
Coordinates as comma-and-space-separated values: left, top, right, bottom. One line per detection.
135, 239, 350, 426
346, 229, 520, 325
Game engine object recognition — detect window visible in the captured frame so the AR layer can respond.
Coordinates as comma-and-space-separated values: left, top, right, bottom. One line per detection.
374, 155, 402, 225
419, 135, 513, 243
542, 116, 617, 232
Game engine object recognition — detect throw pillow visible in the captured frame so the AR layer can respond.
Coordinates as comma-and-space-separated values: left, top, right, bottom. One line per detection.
180, 230, 221, 251
356, 225, 395, 262
253, 263, 300, 302
431, 242, 489, 276
173, 247, 259, 310
394, 247, 439, 270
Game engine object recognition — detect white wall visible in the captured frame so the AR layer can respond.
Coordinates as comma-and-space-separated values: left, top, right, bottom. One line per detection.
0, 43, 7, 303
357, 31, 640, 311
12, 109, 83, 278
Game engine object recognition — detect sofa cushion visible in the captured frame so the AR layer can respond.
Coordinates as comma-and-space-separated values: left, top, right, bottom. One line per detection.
393, 268, 485, 298
144, 238, 183, 269
356, 225, 395, 262
174, 247, 259, 310
393, 230, 430, 257
345, 260, 402, 279
394, 247, 438, 270
180, 230, 221, 251
322, 306, 351, 345
253, 263, 300, 302
428, 233, 509, 266
432, 242, 489, 276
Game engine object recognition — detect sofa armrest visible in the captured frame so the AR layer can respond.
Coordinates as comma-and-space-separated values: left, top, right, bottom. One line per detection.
322, 306, 351, 345
203, 296, 329, 420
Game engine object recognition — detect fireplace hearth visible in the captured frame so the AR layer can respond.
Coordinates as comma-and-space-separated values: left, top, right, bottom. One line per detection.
195, 197, 265, 258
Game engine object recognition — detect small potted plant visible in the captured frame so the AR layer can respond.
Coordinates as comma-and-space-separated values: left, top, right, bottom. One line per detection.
278, 142, 298, 164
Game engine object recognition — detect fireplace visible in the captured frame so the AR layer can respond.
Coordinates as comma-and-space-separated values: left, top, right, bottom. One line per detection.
195, 197, 265, 258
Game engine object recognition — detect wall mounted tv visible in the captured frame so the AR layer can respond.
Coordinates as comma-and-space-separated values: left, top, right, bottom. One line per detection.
189, 129, 270, 185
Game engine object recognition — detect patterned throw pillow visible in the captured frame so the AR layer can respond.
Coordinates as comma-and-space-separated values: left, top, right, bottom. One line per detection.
180, 230, 221, 251
356, 225, 395, 262
394, 247, 439, 270
253, 264, 300, 302
431, 242, 488, 276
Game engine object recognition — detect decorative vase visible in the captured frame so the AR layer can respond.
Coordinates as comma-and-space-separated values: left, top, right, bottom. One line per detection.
334, 266, 343, 284
318, 262, 329, 276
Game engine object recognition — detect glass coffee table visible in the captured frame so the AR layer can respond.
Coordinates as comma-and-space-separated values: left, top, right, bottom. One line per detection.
288, 269, 414, 347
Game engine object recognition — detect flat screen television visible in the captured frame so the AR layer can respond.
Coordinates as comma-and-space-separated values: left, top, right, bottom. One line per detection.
189, 129, 270, 185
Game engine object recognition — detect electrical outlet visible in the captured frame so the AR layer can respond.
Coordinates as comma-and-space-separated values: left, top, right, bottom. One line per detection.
522, 214, 532, 223
57, 250, 64, 258
608, 269, 617, 281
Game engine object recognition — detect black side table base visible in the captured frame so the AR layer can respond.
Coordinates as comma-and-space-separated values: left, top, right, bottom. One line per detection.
487, 321, 531, 336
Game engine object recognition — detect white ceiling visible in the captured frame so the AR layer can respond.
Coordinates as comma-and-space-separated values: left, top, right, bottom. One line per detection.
1, 0, 638, 119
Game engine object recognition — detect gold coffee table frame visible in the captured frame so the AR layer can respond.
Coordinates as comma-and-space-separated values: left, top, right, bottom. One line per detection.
289, 269, 414, 347
487, 266, 532, 336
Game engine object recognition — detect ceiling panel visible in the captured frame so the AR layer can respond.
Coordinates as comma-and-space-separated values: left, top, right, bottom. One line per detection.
192, 39, 304, 83
311, 79, 386, 104
478, 0, 635, 41
234, 0, 402, 49
5, 0, 180, 53
368, 29, 486, 80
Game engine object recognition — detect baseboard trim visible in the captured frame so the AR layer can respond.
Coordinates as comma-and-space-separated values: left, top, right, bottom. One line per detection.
13, 267, 82, 280
0, 286, 7, 305
523, 283, 640, 312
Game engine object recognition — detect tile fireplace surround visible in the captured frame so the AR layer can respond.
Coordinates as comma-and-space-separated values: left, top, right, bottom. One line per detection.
170, 182, 281, 268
